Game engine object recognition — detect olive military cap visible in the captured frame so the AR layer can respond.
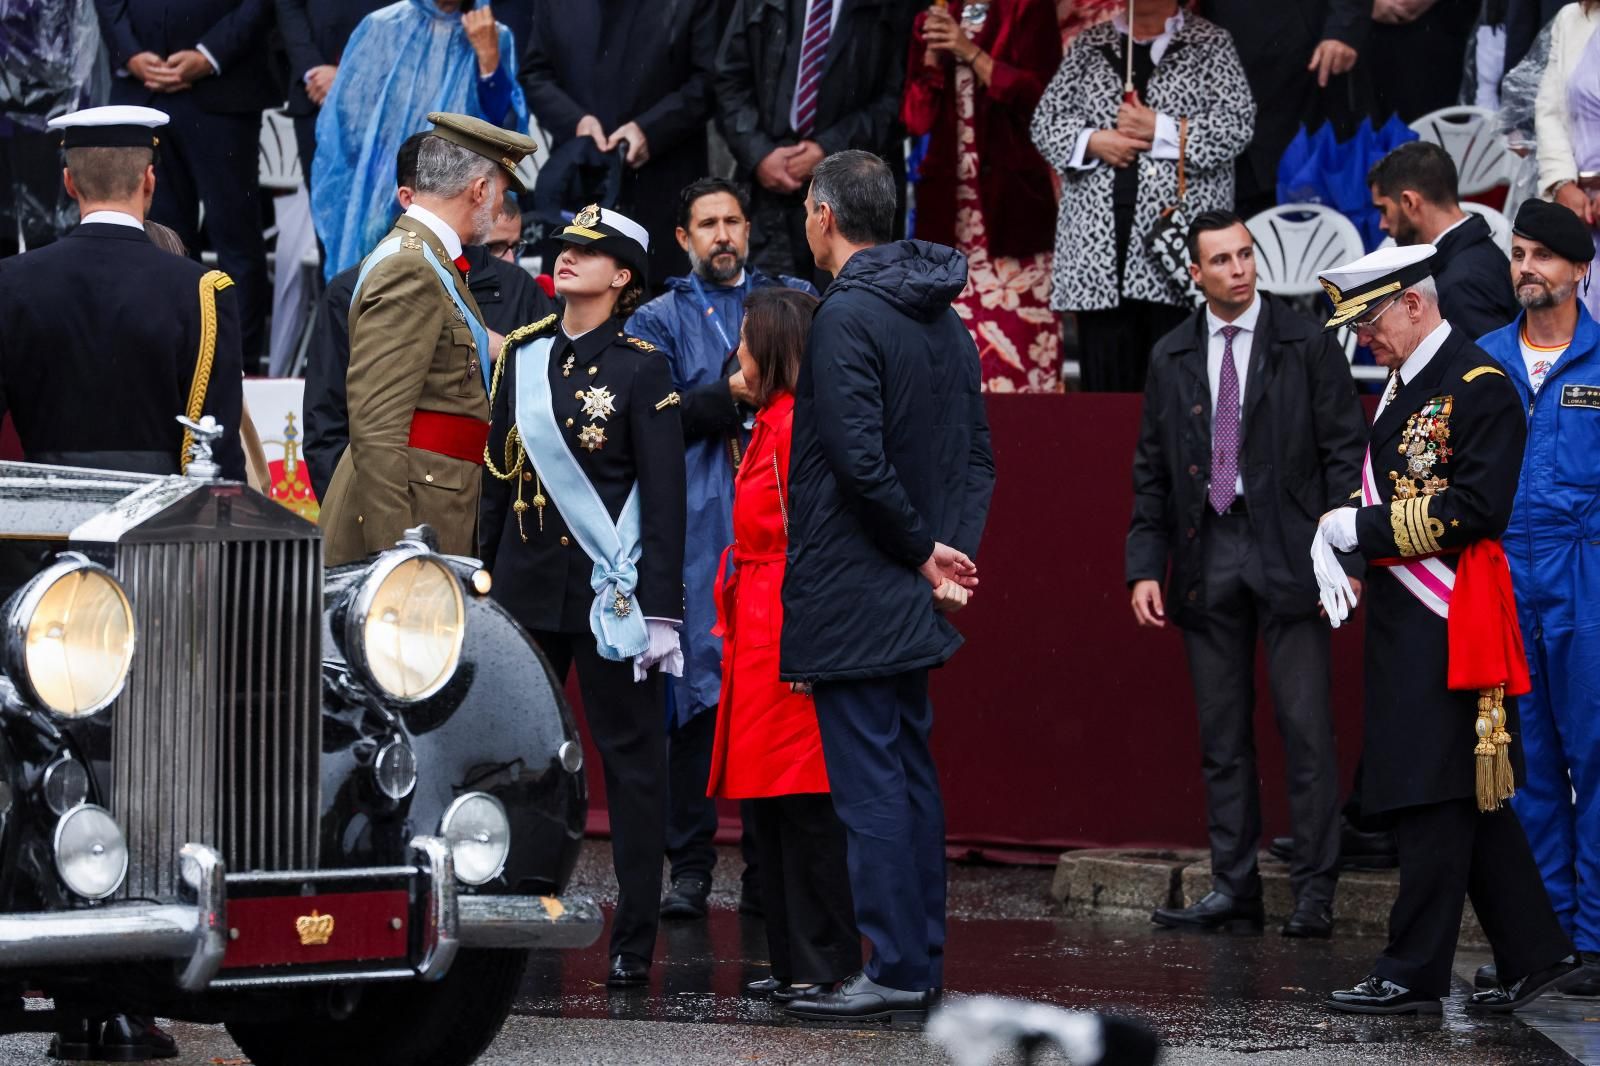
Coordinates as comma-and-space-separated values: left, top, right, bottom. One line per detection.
426, 112, 539, 193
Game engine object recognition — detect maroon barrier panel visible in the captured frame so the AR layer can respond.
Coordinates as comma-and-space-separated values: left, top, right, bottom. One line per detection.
574, 393, 1371, 860
2, 396, 1370, 860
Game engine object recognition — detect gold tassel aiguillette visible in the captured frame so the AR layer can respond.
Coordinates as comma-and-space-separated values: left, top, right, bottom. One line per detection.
1473, 687, 1516, 812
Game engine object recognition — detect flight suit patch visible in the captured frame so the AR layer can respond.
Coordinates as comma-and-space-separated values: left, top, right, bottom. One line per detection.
1560, 384, 1600, 409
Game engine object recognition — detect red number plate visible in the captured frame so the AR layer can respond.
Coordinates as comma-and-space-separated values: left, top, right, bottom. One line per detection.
222, 890, 411, 970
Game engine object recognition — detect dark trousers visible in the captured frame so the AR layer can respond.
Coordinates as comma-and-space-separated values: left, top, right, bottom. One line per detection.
1179, 510, 1340, 906
1375, 800, 1572, 998
532, 629, 667, 963
812, 669, 945, 992
144, 95, 268, 368
1074, 300, 1189, 393
666, 708, 719, 882
749, 793, 860, 985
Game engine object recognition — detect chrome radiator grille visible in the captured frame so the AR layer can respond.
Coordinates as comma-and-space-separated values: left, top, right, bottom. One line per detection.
112, 538, 323, 898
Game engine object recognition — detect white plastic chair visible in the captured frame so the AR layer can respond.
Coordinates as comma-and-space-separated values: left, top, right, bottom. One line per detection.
258, 109, 302, 194
1246, 204, 1367, 298
1408, 106, 1511, 196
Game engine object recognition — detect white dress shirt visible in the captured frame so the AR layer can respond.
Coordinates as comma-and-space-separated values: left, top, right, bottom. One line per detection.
80, 210, 145, 231
1206, 294, 1260, 496
402, 203, 464, 261
1068, 10, 1185, 171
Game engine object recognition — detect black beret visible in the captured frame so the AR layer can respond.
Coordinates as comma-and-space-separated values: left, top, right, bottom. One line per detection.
1513, 199, 1595, 262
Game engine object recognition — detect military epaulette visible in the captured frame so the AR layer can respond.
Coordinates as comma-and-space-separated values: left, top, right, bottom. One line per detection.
1463, 365, 1506, 382
625, 335, 657, 352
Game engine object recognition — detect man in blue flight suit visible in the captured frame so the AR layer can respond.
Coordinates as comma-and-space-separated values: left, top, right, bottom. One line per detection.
1476, 199, 1600, 997
624, 177, 815, 921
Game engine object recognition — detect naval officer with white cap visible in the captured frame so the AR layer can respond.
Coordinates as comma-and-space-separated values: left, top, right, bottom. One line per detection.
1309, 244, 1582, 1016
0, 105, 245, 482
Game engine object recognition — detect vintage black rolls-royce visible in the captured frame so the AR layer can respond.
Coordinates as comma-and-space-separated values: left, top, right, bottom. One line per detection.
0, 433, 596, 1065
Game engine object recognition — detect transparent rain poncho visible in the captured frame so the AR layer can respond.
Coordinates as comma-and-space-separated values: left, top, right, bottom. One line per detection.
310, 0, 528, 281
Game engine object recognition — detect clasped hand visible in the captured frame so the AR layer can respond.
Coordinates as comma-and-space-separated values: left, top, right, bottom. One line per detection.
577, 114, 651, 168
920, 542, 978, 615
127, 50, 213, 92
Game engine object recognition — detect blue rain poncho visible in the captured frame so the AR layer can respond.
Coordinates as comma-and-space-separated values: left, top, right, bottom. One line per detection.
311, 0, 528, 281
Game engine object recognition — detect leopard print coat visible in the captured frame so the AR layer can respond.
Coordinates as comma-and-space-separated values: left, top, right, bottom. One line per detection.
1030, 15, 1255, 312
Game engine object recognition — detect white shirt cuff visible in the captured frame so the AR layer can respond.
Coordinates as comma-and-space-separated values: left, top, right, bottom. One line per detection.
196, 43, 220, 75
1150, 113, 1180, 160
1321, 508, 1359, 553
1069, 128, 1099, 171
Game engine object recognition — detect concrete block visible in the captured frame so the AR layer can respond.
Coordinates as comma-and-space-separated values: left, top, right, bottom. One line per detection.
1050, 849, 1204, 919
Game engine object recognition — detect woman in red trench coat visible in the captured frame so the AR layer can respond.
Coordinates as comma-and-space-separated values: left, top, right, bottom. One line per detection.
707, 288, 859, 1002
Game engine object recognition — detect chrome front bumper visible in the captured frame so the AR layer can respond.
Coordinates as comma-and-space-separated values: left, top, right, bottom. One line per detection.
0, 836, 600, 992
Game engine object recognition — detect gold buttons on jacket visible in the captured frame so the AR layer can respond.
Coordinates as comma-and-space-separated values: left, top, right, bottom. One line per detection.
566, 418, 574, 427
575, 390, 584, 400
560, 536, 570, 546
588, 366, 598, 375
522, 471, 532, 482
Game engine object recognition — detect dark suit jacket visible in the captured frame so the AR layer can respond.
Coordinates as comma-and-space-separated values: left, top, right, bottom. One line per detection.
274, 0, 388, 117
519, 0, 719, 286
1204, 0, 1371, 208
303, 245, 560, 501
1127, 294, 1367, 629
1435, 213, 1518, 343
0, 223, 244, 480
94, 0, 279, 113
715, 0, 915, 174
1349, 329, 1526, 813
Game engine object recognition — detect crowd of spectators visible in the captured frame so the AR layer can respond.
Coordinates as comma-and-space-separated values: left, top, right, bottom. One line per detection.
0, 0, 1590, 389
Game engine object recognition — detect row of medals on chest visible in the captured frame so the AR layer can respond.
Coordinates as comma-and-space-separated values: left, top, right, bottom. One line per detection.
1393, 396, 1452, 499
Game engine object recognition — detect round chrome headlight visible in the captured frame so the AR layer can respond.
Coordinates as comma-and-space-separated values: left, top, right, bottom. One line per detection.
439, 792, 510, 886
5, 555, 134, 718
373, 738, 418, 801
346, 550, 465, 702
43, 758, 90, 816
54, 804, 128, 900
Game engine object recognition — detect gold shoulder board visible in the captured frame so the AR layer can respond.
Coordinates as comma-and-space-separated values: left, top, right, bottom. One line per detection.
626, 335, 657, 352
1463, 366, 1506, 382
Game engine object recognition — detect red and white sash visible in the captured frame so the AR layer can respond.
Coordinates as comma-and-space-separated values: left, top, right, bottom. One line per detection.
1362, 447, 1453, 618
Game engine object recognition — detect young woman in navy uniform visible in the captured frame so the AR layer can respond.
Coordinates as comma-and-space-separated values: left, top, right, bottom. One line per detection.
481, 205, 687, 988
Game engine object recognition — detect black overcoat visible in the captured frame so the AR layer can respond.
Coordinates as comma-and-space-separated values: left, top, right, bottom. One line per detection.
1435, 213, 1519, 343
1126, 294, 1367, 628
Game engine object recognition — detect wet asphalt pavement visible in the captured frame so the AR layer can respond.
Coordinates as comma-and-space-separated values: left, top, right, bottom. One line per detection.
1, 843, 1594, 1064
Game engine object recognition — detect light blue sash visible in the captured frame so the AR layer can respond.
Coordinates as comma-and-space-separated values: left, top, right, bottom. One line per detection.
352, 236, 492, 392
512, 334, 647, 661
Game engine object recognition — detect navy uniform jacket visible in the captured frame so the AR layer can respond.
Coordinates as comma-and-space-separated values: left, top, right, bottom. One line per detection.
94, 0, 280, 114
303, 247, 559, 501
1347, 327, 1526, 814
0, 222, 245, 479
482, 314, 687, 635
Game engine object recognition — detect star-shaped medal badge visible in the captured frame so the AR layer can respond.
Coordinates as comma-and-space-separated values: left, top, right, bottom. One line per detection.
581, 385, 616, 421
578, 423, 607, 452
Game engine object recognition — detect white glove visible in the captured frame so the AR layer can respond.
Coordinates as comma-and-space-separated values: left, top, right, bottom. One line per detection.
1319, 507, 1359, 552
1310, 528, 1358, 628
632, 619, 684, 682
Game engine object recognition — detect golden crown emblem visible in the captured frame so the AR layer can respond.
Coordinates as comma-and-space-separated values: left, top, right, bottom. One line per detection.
573, 203, 602, 229
295, 909, 335, 946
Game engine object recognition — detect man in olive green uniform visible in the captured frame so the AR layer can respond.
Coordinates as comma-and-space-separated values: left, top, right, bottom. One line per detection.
320, 112, 537, 565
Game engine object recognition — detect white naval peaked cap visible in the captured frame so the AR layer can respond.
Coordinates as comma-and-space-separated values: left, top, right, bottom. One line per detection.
47, 105, 169, 149
1316, 243, 1437, 331
594, 206, 649, 252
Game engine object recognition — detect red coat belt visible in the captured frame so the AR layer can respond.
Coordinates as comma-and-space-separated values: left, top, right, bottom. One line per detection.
408, 410, 489, 465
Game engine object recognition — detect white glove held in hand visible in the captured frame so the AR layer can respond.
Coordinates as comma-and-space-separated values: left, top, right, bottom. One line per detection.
1310, 528, 1358, 628
632, 619, 683, 682
1319, 507, 1358, 552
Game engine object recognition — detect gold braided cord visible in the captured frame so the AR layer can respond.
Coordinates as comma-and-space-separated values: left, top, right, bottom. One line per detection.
1390, 500, 1416, 557
180, 270, 234, 472
482, 314, 556, 481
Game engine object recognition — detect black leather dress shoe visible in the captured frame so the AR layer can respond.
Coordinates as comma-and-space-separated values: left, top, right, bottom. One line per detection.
1475, 962, 1498, 990
1567, 952, 1600, 997
784, 972, 929, 1026
1467, 955, 1584, 1013
744, 977, 781, 998
1282, 901, 1334, 939
606, 953, 650, 989
773, 983, 829, 1003
660, 875, 711, 920
1327, 975, 1442, 1015
1151, 891, 1264, 932
51, 1014, 178, 1061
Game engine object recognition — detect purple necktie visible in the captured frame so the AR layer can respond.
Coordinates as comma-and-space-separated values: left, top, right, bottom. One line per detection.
793, 0, 834, 138
1210, 325, 1243, 515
